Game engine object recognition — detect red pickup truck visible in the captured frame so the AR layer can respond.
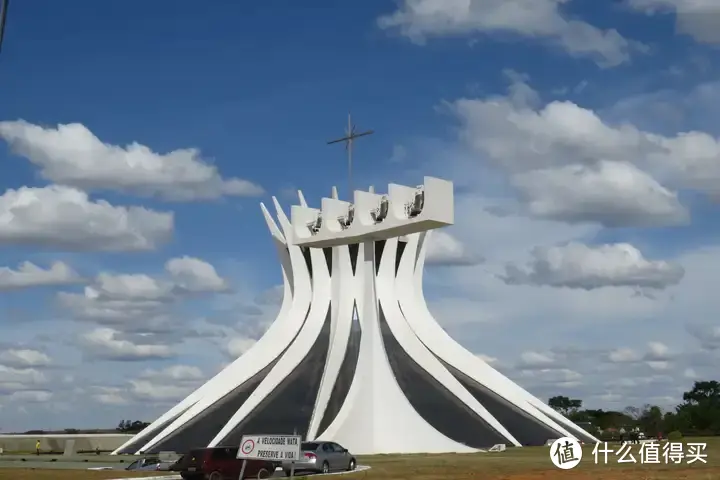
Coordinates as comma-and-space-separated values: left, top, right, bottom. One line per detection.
173, 446, 276, 480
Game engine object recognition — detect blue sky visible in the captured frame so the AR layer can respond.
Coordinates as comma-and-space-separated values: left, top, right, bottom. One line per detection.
1, 0, 720, 431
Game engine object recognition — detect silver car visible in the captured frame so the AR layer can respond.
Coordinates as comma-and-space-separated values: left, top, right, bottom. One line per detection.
281, 441, 356, 475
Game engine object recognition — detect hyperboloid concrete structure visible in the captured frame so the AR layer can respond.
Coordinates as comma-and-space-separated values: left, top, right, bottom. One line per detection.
113, 177, 598, 455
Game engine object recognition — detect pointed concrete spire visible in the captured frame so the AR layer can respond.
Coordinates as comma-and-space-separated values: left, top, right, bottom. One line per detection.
298, 190, 308, 207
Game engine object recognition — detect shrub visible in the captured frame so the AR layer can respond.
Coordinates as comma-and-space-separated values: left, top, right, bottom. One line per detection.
667, 431, 682, 441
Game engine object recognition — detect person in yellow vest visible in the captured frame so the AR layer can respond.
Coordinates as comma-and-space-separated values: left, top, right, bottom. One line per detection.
35, 440, 40, 456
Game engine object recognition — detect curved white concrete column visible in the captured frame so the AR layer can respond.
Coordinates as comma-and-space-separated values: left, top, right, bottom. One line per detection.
115, 177, 597, 456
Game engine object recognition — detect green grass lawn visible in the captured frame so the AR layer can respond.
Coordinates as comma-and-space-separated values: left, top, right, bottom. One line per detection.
349, 438, 720, 480
2, 438, 719, 480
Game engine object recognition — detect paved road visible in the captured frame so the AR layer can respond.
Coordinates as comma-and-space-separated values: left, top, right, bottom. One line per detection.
0, 460, 124, 469
0, 454, 120, 462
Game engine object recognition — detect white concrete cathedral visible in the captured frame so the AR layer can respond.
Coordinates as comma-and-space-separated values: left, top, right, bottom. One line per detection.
113, 177, 597, 456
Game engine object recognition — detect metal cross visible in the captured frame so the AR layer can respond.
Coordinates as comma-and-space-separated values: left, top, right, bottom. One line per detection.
327, 113, 373, 200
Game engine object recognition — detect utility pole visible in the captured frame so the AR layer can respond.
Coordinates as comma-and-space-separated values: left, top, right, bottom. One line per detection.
0, 0, 9, 57
327, 113, 373, 200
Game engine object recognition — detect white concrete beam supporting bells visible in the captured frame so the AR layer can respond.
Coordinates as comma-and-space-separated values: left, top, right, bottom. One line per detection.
291, 176, 453, 248
112, 175, 598, 457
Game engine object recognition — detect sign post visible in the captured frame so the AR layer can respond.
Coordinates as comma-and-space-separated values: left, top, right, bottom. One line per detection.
237, 434, 302, 480
238, 459, 247, 480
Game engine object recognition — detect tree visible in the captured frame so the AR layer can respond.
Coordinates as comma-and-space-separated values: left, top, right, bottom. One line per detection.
662, 410, 689, 434
623, 406, 641, 421
677, 381, 720, 433
542, 380, 720, 437
637, 405, 663, 436
548, 396, 583, 417
581, 409, 633, 431
682, 381, 720, 405
117, 420, 150, 433
117, 420, 128, 432
129, 420, 150, 432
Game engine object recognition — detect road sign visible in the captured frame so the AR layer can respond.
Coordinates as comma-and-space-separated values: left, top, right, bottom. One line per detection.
237, 434, 302, 461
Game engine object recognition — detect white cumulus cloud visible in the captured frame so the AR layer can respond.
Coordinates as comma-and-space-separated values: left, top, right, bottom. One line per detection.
502, 242, 684, 290
628, 0, 720, 45
0, 261, 84, 290
0, 349, 52, 368
58, 256, 229, 328
445, 73, 720, 227
0, 120, 264, 201
165, 256, 228, 293
0, 185, 173, 251
378, 0, 641, 67
425, 231, 483, 266
79, 327, 174, 361
512, 161, 687, 227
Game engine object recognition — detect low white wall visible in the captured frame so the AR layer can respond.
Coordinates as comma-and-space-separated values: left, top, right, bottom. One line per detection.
0, 434, 134, 453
